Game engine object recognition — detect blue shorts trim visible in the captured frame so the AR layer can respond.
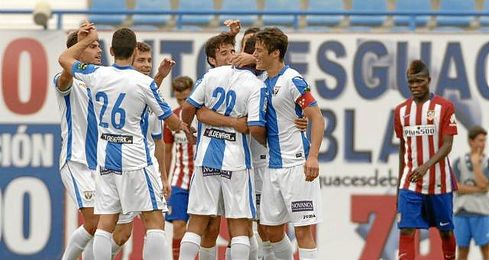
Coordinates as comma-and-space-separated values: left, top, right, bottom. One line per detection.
397, 189, 454, 231
454, 215, 489, 247
165, 186, 190, 222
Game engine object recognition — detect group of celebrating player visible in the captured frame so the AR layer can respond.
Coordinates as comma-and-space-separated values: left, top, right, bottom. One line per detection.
55, 19, 324, 260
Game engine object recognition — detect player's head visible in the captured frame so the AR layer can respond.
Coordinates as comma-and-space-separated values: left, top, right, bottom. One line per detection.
110, 28, 137, 61
406, 59, 431, 99
240, 27, 260, 51
172, 76, 193, 106
468, 125, 487, 152
132, 42, 152, 76
205, 32, 235, 68
253, 27, 288, 70
66, 30, 102, 65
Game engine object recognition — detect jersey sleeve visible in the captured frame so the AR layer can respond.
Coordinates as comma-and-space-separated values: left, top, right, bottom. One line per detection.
290, 76, 317, 109
163, 123, 174, 144
144, 81, 173, 121
52, 72, 72, 96
151, 115, 163, 140
186, 77, 206, 109
441, 102, 458, 137
248, 85, 267, 127
71, 60, 99, 85
393, 106, 403, 139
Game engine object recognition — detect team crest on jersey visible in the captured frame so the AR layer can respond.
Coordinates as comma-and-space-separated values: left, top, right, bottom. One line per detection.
84, 191, 95, 201
77, 62, 88, 71
449, 114, 457, 126
426, 110, 435, 121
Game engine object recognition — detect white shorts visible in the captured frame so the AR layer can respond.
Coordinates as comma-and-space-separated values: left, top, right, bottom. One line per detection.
260, 164, 322, 226
60, 161, 96, 209
188, 167, 256, 219
94, 165, 168, 215
254, 166, 267, 220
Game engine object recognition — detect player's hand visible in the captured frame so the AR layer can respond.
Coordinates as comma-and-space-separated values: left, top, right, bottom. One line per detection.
184, 125, 197, 145
162, 181, 171, 200
232, 117, 249, 134
77, 20, 95, 42
409, 164, 428, 183
294, 117, 308, 132
304, 156, 319, 182
157, 57, 176, 79
231, 53, 256, 68
224, 19, 241, 36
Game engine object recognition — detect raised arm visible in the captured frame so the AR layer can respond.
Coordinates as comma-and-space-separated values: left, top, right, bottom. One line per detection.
154, 57, 175, 87
58, 24, 98, 74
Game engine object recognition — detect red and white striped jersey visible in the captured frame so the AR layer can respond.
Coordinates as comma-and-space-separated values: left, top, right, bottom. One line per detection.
164, 107, 195, 190
394, 94, 458, 195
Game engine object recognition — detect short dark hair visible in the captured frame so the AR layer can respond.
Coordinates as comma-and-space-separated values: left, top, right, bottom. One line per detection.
136, 41, 151, 53
407, 59, 429, 77
204, 32, 235, 67
255, 27, 288, 61
243, 35, 256, 55
468, 125, 487, 140
240, 27, 260, 48
172, 76, 194, 92
111, 28, 137, 59
66, 30, 78, 48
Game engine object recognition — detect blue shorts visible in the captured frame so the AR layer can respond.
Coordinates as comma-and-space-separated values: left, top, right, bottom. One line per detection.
454, 215, 489, 247
397, 189, 454, 231
165, 186, 190, 222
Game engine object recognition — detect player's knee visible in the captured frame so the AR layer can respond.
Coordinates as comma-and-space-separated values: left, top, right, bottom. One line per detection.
294, 226, 313, 241
113, 228, 131, 246
83, 223, 97, 235
173, 221, 187, 239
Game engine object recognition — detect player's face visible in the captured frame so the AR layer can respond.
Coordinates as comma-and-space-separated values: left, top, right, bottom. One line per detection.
175, 88, 192, 106
132, 50, 152, 76
407, 75, 430, 99
253, 40, 271, 71
214, 43, 235, 67
469, 134, 487, 153
79, 41, 102, 65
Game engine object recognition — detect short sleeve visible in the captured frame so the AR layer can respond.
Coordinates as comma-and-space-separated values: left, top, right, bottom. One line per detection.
393, 106, 402, 139
143, 82, 173, 120
163, 123, 174, 144
151, 115, 163, 140
71, 60, 99, 84
441, 102, 458, 136
187, 77, 206, 109
290, 76, 317, 109
53, 72, 72, 96
248, 85, 267, 127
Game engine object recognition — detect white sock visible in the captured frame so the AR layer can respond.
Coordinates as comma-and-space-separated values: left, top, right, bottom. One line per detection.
82, 238, 94, 260
249, 235, 258, 260
62, 226, 93, 260
262, 241, 275, 260
200, 246, 216, 260
298, 248, 317, 260
179, 232, 201, 260
93, 229, 112, 260
231, 236, 250, 260
111, 237, 122, 257
270, 236, 293, 260
226, 246, 232, 260
143, 229, 168, 260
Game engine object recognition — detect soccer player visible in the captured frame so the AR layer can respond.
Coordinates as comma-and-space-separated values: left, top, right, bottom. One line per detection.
163, 75, 195, 260
58, 26, 187, 260
110, 41, 176, 255
394, 59, 458, 260
253, 27, 325, 260
178, 33, 267, 260
452, 126, 489, 260
55, 27, 101, 260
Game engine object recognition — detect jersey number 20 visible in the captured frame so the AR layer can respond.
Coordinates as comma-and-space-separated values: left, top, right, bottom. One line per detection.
211, 87, 236, 116
95, 92, 126, 129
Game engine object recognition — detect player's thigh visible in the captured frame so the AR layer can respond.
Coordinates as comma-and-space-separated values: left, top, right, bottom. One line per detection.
260, 168, 288, 226
140, 210, 165, 230
221, 169, 255, 219
94, 170, 122, 215
428, 192, 454, 231
60, 161, 96, 208
187, 167, 222, 216
280, 165, 322, 227
397, 189, 429, 229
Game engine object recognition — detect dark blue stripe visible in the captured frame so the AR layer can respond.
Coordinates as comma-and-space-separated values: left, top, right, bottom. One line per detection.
104, 143, 122, 171
140, 106, 152, 165
143, 168, 158, 210
294, 103, 304, 118
149, 82, 173, 120
202, 138, 225, 169
265, 86, 282, 168
186, 98, 202, 108
247, 170, 256, 218
71, 61, 98, 75
242, 134, 252, 169
70, 172, 83, 208
64, 95, 73, 161
85, 88, 98, 170
259, 87, 267, 123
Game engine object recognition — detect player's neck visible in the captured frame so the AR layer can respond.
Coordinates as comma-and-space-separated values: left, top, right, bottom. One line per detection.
114, 58, 132, 67
413, 92, 431, 104
266, 61, 285, 78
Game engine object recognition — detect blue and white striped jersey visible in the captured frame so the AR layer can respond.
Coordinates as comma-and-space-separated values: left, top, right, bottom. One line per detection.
144, 110, 163, 174
72, 61, 173, 171
187, 66, 267, 171
54, 75, 98, 170
264, 66, 315, 168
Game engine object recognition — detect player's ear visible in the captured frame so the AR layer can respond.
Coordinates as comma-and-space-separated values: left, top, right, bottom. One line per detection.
272, 49, 280, 59
207, 56, 216, 67
109, 47, 114, 57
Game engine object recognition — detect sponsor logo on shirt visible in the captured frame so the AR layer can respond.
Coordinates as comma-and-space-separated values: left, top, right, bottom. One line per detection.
291, 200, 314, 212
403, 125, 435, 137
202, 167, 232, 179
101, 133, 134, 144
204, 128, 236, 141
99, 167, 122, 175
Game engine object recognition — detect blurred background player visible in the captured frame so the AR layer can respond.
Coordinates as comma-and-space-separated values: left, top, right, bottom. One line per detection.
55, 26, 101, 260
253, 27, 325, 260
452, 126, 489, 260
59, 26, 187, 260
394, 59, 458, 260
163, 75, 195, 260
